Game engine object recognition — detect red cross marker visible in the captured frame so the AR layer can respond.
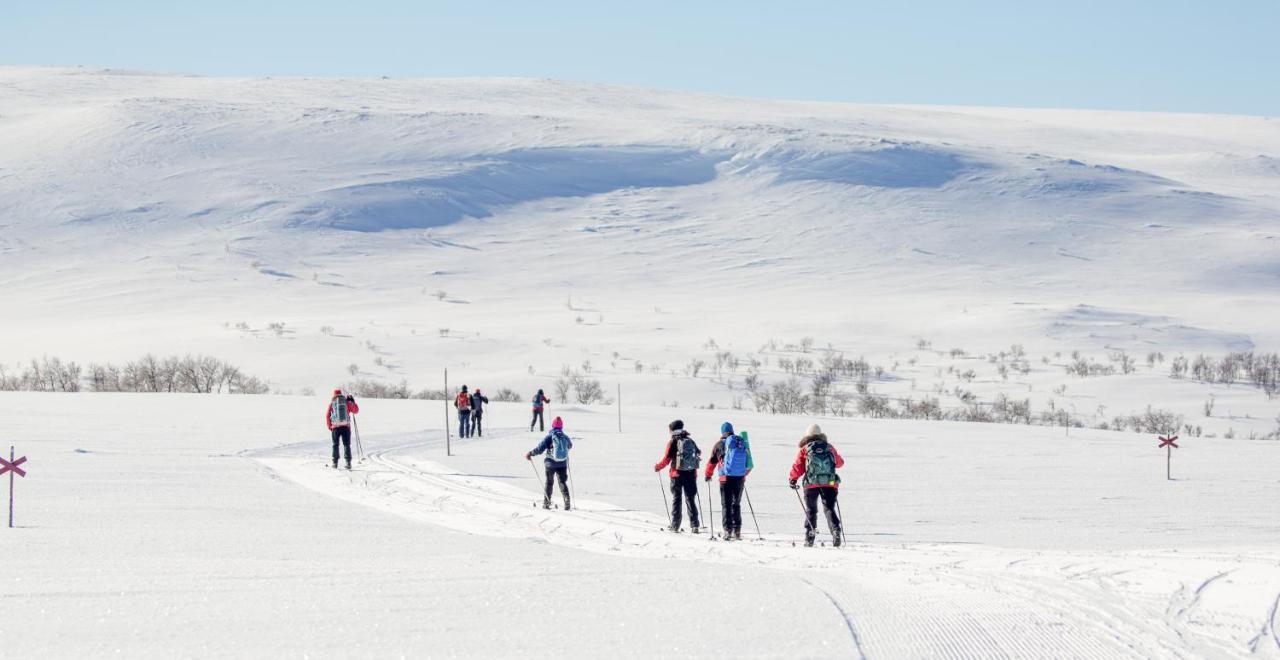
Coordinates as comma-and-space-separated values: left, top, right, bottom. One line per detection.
0, 455, 26, 477
1158, 435, 1179, 481
4, 446, 26, 528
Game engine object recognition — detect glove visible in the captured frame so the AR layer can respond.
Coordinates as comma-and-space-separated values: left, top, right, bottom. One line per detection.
653, 463, 662, 473
346, 395, 356, 403
525, 452, 533, 461
704, 475, 711, 482
789, 479, 799, 490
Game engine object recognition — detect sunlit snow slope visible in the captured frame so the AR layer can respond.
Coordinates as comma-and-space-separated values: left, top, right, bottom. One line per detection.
2, 66, 1278, 400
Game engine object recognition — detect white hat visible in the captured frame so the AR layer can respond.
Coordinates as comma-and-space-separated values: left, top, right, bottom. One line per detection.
806, 423, 823, 437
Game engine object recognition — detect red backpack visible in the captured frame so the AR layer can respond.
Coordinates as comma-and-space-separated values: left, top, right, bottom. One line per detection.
455, 392, 471, 410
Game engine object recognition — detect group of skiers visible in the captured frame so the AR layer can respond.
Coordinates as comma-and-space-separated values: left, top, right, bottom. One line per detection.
653, 419, 843, 546
452, 385, 490, 438
326, 386, 846, 546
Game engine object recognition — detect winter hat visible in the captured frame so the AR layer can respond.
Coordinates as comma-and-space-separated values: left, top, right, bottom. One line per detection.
461, 385, 468, 392
720, 422, 734, 436
552, 416, 564, 430
805, 423, 823, 437
333, 388, 343, 396
668, 419, 684, 431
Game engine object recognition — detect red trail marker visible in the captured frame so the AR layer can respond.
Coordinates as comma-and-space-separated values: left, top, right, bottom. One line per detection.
2, 446, 28, 528
1157, 435, 1178, 480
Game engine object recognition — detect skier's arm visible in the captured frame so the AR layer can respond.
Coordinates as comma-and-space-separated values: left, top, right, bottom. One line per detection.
347, 396, 359, 414
654, 440, 673, 472
831, 444, 845, 469
745, 438, 753, 473
788, 449, 806, 482
529, 436, 551, 457
703, 441, 722, 480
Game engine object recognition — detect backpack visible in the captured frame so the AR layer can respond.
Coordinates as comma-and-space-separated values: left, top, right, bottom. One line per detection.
804, 440, 839, 487
329, 398, 350, 426
550, 430, 571, 462
723, 434, 749, 477
675, 435, 700, 471
532, 393, 544, 409
455, 392, 471, 410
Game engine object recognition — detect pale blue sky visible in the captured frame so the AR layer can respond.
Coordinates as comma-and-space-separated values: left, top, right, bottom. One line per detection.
3, 1, 1277, 115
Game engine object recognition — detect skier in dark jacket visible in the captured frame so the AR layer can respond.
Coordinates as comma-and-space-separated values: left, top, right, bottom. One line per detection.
325, 388, 360, 469
704, 421, 753, 539
788, 424, 845, 547
526, 416, 573, 510
653, 419, 701, 533
470, 389, 490, 437
454, 386, 473, 438
530, 389, 550, 432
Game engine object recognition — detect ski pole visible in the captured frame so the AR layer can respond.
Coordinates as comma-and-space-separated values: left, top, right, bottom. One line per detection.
658, 471, 671, 527
793, 486, 813, 541
835, 497, 846, 547
744, 485, 763, 540
567, 460, 577, 508
707, 481, 717, 539
352, 415, 366, 462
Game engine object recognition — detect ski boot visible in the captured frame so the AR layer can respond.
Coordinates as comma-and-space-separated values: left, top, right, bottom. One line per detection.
668, 524, 681, 533
332, 459, 338, 469
542, 500, 553, 510
345, 459, 352, 470
691, 525, 700, 534
733, 529, 742, 540
563, 499, 571, 511
804, 530, 816, 547
723, 528, 733, 540
833, 529, 843, 547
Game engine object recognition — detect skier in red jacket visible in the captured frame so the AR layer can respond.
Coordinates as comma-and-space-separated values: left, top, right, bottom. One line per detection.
325, 389, 360, 469
653, 419, 702, 533
788, 423, 844, 546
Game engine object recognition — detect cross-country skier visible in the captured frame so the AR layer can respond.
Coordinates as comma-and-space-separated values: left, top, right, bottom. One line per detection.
788, 424, 845, 547
530, 389, 550, 432
526, 416, 573, 510
654, 419, 702, 533
325, 388, 360, 469
470, 388, 490, 437
454, 386, 473, 438
704, 421, 752, 539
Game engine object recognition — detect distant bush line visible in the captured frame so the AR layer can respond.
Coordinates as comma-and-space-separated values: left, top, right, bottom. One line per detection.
0, 355, 269, 394
341, 379, 524, 402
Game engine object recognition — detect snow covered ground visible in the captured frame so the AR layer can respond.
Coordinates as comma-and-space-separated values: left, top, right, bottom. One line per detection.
4, 66, 1280, 656
7, 392, 1280, 657
2, 66, 1279, 436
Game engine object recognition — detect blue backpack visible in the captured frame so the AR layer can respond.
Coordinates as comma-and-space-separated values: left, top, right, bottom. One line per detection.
723, 434, 749, 477
550, 430, 571, 462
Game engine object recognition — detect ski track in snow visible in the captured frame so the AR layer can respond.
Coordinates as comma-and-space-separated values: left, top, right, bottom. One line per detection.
252, 425, 1280, 658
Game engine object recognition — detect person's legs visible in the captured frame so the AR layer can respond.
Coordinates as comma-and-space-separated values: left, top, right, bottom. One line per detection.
473, 411, 483, 437
457, 410, 468, 438
726, 476, 744, 533
804, 488, 821, 544
556, 467, 570, 507
668, 476, 683, 529
331, 428, 341, 465
719, 481, 730, 535
543, 466, 554, 507
681, 472, 701, 528
340, 427, 352, 464
822, 487, 842, 543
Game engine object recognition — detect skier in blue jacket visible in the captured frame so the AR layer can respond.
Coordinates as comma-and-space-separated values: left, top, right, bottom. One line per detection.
526, 416, 573, 510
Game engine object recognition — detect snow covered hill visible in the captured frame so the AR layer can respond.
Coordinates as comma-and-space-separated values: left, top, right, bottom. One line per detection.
3, 66, 1280, 431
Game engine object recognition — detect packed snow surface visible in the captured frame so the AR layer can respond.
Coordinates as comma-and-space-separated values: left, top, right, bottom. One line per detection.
6, 393, 1280, 657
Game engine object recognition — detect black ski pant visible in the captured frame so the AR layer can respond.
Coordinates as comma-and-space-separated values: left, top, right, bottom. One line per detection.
530, 409, 544, 431
457, 410, 471, 438
669, 470, 701, 529
720, 476, 745, 533
471, 410, 483, 437
331, 426, 351, 464
803, 487, 841, 536
544, 465, 570, 506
